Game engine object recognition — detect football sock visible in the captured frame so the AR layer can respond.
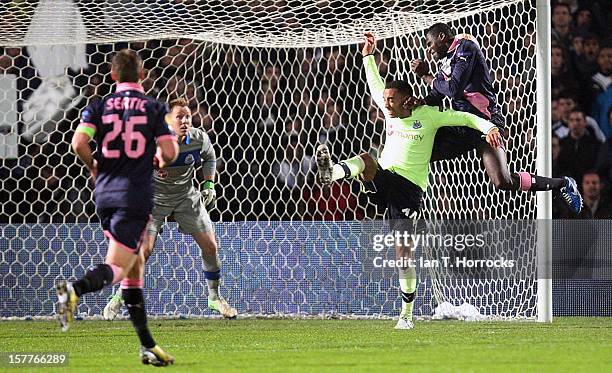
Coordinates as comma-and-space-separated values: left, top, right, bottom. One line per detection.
72, 264, 116, 297
398, 266, 417, 320
203, 270, 221, 300
122, 287, 156, 349
202, 250, 221, 300
517, 172, 567, 192
331, 156, 365, 181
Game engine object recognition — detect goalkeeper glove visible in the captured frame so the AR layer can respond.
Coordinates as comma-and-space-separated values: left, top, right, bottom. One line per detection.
200, 180, 216, 209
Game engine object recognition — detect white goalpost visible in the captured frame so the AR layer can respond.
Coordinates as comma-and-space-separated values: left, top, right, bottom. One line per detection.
0, 0, 552, 321
535, 0, 553, 323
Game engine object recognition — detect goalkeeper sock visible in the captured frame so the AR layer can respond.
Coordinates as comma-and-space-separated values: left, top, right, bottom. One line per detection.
517, 172, 566, 192
122, 286, 156, 349
202, 249, 221, 299
331, 155, 365, 181
204, 270, 220, 300
72, 263, 119, 297
398, 266, 417, 320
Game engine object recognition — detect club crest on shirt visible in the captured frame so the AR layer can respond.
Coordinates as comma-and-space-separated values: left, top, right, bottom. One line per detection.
185, 154, 195, 164
412, 121, 422, 129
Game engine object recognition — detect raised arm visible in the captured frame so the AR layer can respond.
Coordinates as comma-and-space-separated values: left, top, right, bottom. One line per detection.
431, 108, 502, 148
362, 32, 386, 111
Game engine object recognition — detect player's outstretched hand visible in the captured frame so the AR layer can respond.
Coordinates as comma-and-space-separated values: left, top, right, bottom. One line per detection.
486, 128, 503, 149
410, 59, 430, 78
362, 32, 375, 56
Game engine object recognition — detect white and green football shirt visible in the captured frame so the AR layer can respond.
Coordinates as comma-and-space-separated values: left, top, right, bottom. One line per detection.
364, 55, 496, 191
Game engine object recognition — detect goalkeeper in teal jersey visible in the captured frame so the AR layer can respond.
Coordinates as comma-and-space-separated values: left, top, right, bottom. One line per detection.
103, 98, 237, 320
316, 33, 501, 330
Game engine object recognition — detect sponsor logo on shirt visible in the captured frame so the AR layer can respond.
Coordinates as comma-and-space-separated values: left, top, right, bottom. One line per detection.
386, 130, 424, 141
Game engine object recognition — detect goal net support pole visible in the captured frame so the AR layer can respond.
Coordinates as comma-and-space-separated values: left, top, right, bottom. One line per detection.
535, 0, 553, 323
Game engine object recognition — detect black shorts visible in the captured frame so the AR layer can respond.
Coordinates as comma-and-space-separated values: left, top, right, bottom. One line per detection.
365, 168, 423, 233
430, 112, 505, 162
98, 208, 149, 253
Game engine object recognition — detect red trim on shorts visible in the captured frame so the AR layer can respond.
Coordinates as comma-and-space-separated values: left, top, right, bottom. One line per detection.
120, 278, 144, 289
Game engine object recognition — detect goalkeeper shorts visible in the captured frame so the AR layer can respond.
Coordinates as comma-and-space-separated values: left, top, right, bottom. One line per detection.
365, 167, 423, 234
148, 189, 213, 236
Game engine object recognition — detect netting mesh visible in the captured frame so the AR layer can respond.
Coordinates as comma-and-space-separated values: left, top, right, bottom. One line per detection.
0, 0, 539, 319
4, 0, 526, 47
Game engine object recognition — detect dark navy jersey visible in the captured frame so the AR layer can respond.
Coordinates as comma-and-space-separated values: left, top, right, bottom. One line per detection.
77, 82, 174, 212
425, 34, 502, 126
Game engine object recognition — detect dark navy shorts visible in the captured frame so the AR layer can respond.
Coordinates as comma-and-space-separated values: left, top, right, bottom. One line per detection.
430, 112, 505, 162
98, 208, 150, 253
364, 167, 423, 233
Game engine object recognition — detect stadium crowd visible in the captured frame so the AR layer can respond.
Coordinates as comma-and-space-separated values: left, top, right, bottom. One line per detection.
0, 0, 610, 223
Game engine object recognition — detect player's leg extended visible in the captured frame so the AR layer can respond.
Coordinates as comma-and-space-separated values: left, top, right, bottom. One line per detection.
56, 236, 136, 331
316, 144, 377, 185
192, 231, 238, 318
479, 144, 583, 212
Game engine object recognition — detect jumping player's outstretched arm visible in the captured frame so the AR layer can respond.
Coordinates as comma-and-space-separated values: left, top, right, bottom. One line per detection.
362, 32, 386, 111
430, 108, 502, 149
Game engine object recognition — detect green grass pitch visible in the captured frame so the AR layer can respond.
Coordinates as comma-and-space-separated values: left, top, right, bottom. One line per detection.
1, 318, 611, 372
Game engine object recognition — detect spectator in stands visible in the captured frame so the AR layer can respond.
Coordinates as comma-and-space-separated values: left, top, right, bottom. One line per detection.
551, 44, 579, 98
591, 44, 612, 95
307, 182, 364, 221
552, 3, 573, 47
577, 171, 612, 218
272, 133, 313, 191
591, 87, 612, 139
574, 6, 595, 34
595, 126, 612, 187
553, 92, 606, 141
558, 108, 602, 184
572, 33, 600, 85
552, 135, 567, 178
